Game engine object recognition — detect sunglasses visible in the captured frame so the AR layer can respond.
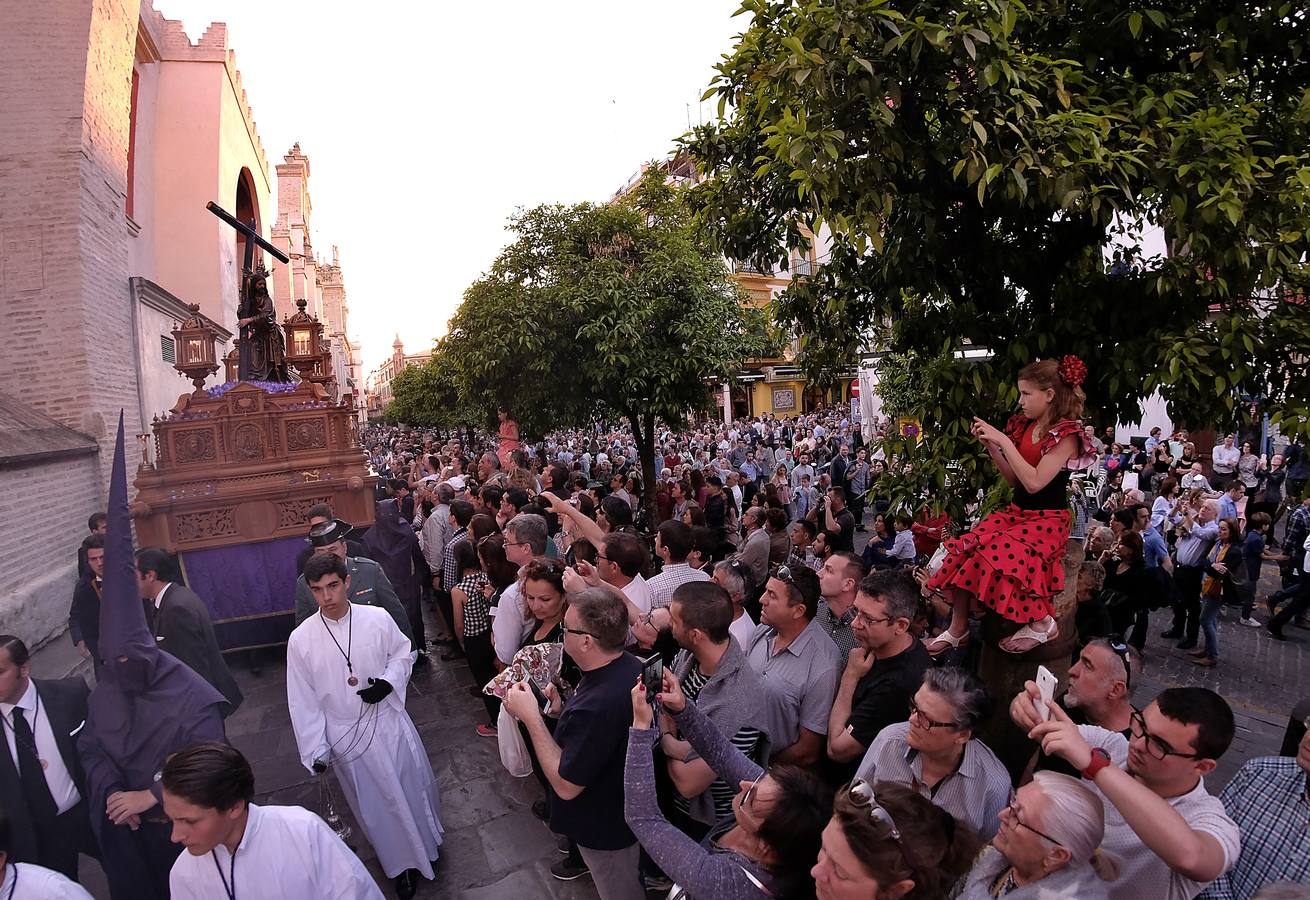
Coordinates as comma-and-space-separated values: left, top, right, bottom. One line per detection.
848, 779, 907, 850
1106, 638, 1133, 692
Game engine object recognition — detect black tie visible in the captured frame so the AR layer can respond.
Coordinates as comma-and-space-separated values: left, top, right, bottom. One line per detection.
12, 707, 58, 824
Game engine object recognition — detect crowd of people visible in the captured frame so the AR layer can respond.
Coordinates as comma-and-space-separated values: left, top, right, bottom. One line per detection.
4, 366, 1308, 900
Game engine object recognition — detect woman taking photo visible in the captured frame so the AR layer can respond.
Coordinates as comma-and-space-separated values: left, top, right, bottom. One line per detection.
954, 772, 1118, 899
626, 672, 831, 899
1192, 517, 1246, 668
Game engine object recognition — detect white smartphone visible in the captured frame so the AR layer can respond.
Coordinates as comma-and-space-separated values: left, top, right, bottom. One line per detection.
1035, 665, 1059, 722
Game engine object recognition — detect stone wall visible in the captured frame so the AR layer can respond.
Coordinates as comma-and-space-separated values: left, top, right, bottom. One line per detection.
0, 455, 103, 648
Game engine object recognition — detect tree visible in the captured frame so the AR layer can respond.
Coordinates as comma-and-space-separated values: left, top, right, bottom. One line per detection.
440, 171, 756, 526
685, 0, 1310, 519
386, 339, 483, 437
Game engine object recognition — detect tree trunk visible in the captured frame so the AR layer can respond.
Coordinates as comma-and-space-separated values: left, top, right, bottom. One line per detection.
634, 410, 659, 534
979, 537, 1084, 783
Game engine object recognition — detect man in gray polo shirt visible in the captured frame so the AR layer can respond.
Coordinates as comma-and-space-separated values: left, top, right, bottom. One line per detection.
744, 566, 840, 768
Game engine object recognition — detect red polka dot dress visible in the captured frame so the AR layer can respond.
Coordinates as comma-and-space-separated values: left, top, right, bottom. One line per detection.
927, 417, 1093, 624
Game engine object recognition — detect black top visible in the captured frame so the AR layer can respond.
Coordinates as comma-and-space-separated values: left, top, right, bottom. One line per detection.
1013, 469, 1070, 511
830, 507, 857, 552
550, 653, 643, 850
1073, 593, 1114, 650
835, 640, 931, 782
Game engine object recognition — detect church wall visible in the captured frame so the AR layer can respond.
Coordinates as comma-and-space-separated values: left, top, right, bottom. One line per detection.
0, 0, 145, 473
126, 59, 160, 277
214, 65, 273, 331
147, 59, 225, 328
136, 300, 196, 423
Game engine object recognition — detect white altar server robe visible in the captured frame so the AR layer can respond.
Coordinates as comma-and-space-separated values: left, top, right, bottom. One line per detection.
287, 605, 443, 879
169, 804, 384, 900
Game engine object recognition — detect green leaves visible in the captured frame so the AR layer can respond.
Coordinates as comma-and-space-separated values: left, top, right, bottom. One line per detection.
680, 0, 1310, 510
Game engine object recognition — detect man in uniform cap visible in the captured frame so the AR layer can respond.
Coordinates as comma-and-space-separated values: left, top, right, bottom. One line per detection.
293, 519, 414, 648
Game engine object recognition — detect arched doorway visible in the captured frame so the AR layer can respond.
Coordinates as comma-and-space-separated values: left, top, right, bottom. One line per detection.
234, 167, 261, 270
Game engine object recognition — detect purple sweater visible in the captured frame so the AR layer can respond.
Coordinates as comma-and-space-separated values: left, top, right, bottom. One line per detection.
624, 699, 773, 899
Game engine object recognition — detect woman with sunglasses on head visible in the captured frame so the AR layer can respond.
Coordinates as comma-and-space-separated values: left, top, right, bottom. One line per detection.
955, 771, 1118, 899
626, 670, 831, 899
853, 667, 1012, 840
813, 779, 978, 900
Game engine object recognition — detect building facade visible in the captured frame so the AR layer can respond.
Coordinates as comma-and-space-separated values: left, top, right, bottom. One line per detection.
364, 336, 431, 418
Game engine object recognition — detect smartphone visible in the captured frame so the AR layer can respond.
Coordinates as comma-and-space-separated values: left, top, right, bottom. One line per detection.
527, 678, 551, 714
1035, 665, 1059, 722
641, 652, 664, 698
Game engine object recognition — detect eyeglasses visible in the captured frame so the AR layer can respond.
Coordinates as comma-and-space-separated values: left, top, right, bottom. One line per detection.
1004, 791, 1063, 846
562, 625, 596, 639
852, 609, 894, 628
908, 697, 959, 730
848, 779, 907, 850
1130, 710, 1201, 760
1106, 638, 1133, 692
505, 540, 529, 549
741, 774, 763, 816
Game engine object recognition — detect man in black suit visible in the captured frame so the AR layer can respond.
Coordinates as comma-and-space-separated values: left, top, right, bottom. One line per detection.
0, 635, 98, 881
69, 534, 104, 669
135, 549, 244, 715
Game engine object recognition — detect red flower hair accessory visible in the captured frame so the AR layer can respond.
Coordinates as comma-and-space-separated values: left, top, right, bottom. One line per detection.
1058, 355, 1087, 388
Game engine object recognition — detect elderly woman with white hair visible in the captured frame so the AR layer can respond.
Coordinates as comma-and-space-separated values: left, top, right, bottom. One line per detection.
955, 771, 1119, 899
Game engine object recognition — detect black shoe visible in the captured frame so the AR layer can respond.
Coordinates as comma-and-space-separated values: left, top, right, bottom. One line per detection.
550, 857, 590, 881
532, 799, 550, 822
394, 868, 420, 900
1160, 630, 1182, 639
556, 834, 571, 854
1267, 625, 1287, 641
1176, 640, 1197, 650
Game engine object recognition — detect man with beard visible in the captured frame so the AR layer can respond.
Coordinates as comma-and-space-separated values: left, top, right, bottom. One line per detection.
78, 417, 230, 900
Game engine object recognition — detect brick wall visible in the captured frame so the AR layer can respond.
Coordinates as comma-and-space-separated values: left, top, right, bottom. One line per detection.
0, 0, 145, 487
0, 0, 145, 647
0, 455, 103, 648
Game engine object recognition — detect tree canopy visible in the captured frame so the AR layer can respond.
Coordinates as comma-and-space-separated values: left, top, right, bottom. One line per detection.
685, 0, 1310, 515
396, 172, 756, 522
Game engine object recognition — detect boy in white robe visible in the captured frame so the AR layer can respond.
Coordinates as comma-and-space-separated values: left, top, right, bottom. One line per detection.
163, 742, 383, 900
287, 554, 443, 900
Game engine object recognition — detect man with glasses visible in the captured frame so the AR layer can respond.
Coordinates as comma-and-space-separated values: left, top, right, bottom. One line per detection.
491, 513, 548, 666
827, 570, 931, 780
1014, 684, 1239, 900
744, 565, 840, 768
504, 588, 644, 899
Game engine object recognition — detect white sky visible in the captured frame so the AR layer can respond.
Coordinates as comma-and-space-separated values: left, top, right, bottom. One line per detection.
154, 0, 746, 373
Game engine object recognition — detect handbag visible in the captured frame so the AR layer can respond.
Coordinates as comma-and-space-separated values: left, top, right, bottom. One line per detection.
496, 706, 533, 778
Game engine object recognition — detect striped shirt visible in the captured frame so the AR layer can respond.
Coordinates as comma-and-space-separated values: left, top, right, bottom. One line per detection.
855, 721, 1012, 840
671, 661, 765, 823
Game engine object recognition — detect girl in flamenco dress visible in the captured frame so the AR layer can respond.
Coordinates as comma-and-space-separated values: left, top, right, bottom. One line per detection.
924, 357, 1097, 655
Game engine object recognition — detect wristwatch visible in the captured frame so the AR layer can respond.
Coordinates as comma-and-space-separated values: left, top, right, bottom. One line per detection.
1081, 747, 1113, 781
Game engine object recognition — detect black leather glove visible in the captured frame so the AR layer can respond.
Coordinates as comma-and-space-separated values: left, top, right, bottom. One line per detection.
356, 677, 393, 704
312, 759, 327, 773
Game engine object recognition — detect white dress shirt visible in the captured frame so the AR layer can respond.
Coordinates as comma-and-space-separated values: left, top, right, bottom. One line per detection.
0, 862, 93, 899
0, 680, 81, 814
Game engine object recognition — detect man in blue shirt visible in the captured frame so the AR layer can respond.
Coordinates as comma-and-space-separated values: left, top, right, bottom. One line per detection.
1132, 504, 1172, 571
1217, 482, 1244, 524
